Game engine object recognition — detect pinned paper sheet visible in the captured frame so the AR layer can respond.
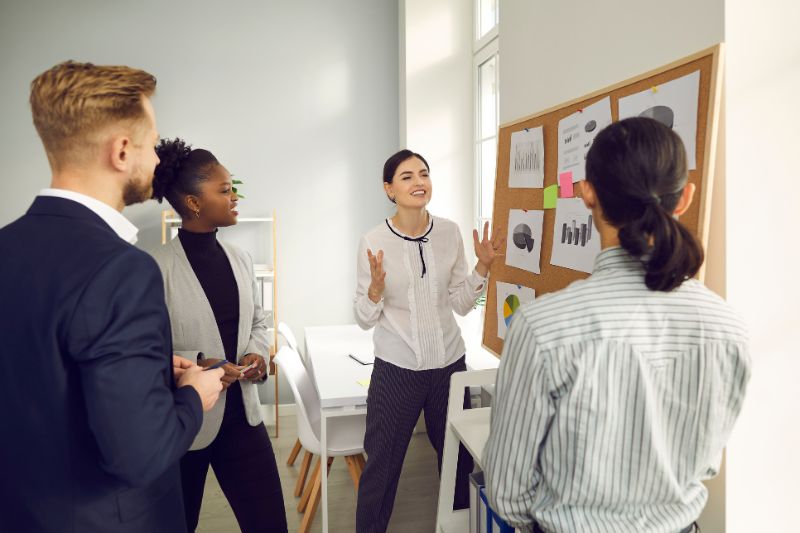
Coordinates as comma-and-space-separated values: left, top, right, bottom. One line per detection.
496, 281, 536, 340
559, 172, 574, 198
619, 70, 700, 169
550, 198, 601, 274
508, 127, 545, 188
357, 379, 371, 388
543, 184, 558, 209
557, 97, 612, 182
505, 209, 544, 274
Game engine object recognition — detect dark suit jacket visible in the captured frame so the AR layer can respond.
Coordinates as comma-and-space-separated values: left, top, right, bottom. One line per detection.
0, 196, 203, 532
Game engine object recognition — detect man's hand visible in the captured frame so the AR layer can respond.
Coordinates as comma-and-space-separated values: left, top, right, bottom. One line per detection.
177, 366, 224, 411
172, 355, 196, 380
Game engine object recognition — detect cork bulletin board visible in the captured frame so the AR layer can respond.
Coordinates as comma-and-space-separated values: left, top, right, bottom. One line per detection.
483, 45, 723, 356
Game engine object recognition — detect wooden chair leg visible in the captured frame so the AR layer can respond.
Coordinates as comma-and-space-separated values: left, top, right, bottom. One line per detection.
294, 451, 312, 497
355, 452, 366, 472
298, 457, 320, 513
345, 455, 362, 491
287, 439, 302, 466
298, 457, 333, 512
299, 470, 322, 533
274, 365, 280, 438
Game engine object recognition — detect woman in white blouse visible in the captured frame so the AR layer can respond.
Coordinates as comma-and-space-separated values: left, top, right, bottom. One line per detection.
353, 149, 504, 532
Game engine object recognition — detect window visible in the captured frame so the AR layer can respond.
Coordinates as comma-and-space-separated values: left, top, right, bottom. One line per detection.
474, 0, 499, 228
477, 0, 499, 42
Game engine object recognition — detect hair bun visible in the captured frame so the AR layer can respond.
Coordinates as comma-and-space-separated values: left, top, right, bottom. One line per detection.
152, 137, 191, 202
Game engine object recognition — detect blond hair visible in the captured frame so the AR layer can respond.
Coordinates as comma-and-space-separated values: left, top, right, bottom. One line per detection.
29, 60, 157, 169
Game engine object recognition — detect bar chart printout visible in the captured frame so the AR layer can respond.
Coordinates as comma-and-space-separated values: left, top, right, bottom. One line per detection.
551, 198, 601, 273
561, 213, 593, 247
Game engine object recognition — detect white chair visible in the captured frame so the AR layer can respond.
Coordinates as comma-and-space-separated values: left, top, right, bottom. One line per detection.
274, 346, 366, 533
278, 321, 300, 354
278, 322, 309, 471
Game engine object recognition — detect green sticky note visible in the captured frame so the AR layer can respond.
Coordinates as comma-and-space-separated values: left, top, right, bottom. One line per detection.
544, 184, 558, 209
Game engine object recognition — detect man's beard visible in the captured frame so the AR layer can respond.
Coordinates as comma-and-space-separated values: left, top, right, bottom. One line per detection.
123, 169, 153, 206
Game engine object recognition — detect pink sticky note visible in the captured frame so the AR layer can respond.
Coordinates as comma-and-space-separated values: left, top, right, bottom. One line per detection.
559, 171, 574, 198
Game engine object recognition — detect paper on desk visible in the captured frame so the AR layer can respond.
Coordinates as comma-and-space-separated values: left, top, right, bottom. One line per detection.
349, 352, 375, 365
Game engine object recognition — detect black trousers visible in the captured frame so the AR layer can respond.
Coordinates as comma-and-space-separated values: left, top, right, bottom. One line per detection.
180, 382, 287, 533
355, 356, 473, 533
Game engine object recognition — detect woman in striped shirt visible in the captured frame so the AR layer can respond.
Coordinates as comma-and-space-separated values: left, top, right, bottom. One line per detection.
483, 117, 750, 533
353, 149, 504, 532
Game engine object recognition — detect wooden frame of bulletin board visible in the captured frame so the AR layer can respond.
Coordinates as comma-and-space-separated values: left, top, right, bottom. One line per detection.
482, 44, 723, 357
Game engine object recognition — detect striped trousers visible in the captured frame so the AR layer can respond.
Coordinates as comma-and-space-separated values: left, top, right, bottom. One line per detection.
355, 355, 473, 533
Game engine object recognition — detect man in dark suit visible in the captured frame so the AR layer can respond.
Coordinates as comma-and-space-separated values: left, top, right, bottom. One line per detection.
0, 61, 225, 532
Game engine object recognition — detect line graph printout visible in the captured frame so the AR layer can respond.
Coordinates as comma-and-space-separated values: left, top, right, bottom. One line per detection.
508, 127, 544, 188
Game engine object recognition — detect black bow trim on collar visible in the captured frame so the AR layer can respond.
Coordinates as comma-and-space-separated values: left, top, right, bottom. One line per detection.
385, 218, 434, 278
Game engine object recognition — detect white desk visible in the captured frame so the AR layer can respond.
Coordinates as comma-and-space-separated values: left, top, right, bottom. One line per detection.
306, 320, 499, 533
306, 325, 372, 533
436, 369, 498, 533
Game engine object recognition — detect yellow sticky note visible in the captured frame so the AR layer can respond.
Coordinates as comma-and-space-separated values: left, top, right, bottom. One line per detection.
544, 184, 558, 209
357, 378, 371, 388
651, 86, 659, 93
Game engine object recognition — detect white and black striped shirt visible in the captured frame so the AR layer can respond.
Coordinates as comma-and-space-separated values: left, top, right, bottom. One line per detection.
483, 246, 750, 533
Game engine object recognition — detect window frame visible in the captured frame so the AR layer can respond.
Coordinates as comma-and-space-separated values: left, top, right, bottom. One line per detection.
473, 13, 499, 231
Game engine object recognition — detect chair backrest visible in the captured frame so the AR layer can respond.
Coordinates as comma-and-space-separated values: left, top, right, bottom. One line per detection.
277, 322, 300, 353
274, 346, 321, 448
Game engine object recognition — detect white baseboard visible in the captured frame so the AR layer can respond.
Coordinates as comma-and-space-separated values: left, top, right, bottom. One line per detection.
259, 402, 295, 425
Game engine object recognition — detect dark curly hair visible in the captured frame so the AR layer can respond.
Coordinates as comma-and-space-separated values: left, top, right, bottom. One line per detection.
151, 137, 219, 217
585, 117, 703, 292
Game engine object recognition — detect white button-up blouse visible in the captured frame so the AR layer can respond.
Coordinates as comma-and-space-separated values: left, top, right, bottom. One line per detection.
354, 215, 487, 370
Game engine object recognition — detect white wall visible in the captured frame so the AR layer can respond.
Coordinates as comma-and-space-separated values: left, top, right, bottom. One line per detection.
725, 0, 800, 531
499, 0, 727, 530
400, 0, 475, 242
499, 0, 724, 125
0, 0, 399, 403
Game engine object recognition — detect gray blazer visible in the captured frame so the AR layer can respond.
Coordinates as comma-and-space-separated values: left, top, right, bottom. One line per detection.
150, 236, 270, 450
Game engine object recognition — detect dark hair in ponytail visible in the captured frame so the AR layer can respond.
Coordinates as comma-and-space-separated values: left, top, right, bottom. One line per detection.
382, 149, 430, 204
585, 117, 703, 291
151, 138, 219, 217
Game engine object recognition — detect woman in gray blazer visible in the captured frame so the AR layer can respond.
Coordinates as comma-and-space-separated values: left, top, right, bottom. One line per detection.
150, 138, 287, 533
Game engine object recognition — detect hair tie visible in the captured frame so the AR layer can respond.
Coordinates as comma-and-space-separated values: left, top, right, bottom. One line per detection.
643, 194, 661, 206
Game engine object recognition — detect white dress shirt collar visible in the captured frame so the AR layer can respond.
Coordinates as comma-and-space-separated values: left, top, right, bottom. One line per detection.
39, 188, 139, 244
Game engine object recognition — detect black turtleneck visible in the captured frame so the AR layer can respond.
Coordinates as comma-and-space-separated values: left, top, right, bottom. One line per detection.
178, 228, 239, 363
